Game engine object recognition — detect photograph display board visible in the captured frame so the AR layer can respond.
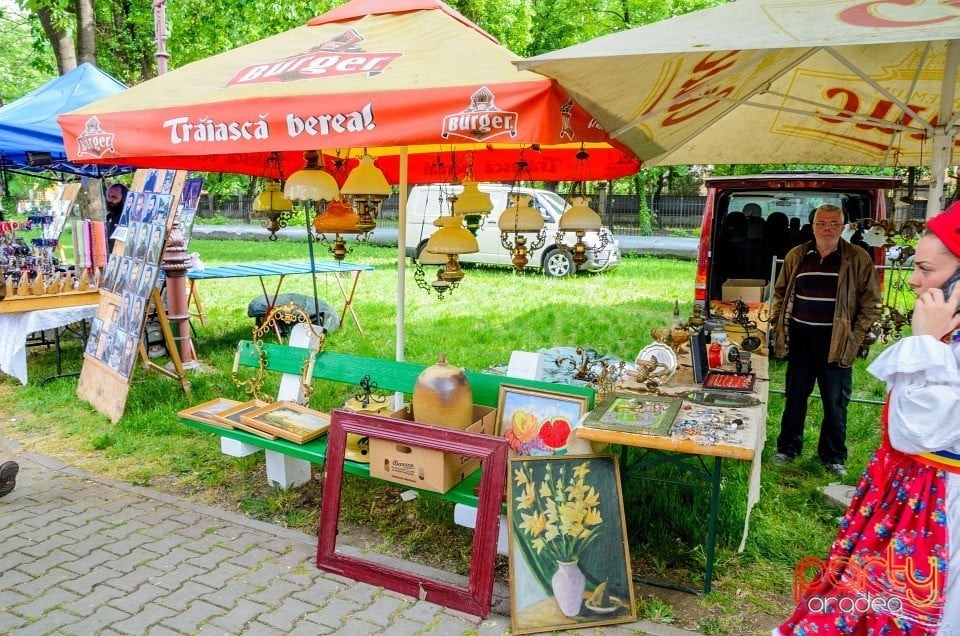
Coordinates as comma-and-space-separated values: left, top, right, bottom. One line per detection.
78, 168, 187, 422
177, 177, 203, 251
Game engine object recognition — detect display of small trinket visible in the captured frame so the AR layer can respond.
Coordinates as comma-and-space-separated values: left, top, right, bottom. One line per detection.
672, 407, 749, 446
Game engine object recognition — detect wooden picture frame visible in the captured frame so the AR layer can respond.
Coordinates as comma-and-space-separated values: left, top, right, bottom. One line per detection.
497, 384, 590, 456
317, 409, 509, 618
177, 397, 243, 429
240, 400, 330, 444
580, 392, 681, 437
507, 454, 635, 634
215, 399, 276, 439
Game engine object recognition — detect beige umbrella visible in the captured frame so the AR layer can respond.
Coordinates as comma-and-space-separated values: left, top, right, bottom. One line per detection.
519, 0, 960, 218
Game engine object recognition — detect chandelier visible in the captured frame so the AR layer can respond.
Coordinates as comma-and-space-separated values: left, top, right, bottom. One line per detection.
499, 159, 547, 273
555, 148, 609, 269
453, 177, 492, 235
313, 198, 362, 261
252, 152, 295, 241
340, 151, 392, 234
252, 181, 295, 241
411, 154, 478, 299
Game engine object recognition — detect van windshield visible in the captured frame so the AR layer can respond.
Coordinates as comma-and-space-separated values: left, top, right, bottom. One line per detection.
727, 191, 857, 224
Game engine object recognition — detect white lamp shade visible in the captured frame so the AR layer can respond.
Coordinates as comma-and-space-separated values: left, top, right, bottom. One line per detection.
559, 196, 602, 232
341, 153, 391, 199
284, 150, 340, 202
453, 180, 493, 216
427, 215, 479, 255
499, 194, 544, 233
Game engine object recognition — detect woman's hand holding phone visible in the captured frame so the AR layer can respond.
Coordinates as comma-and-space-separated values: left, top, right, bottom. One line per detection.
912, 269, 960, 338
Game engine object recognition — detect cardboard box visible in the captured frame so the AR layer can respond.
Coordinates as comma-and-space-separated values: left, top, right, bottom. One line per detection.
722, 278, 768, 303
370, 405, 497, 494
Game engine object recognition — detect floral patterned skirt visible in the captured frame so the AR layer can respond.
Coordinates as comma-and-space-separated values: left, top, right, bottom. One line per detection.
778, 439, 949, 635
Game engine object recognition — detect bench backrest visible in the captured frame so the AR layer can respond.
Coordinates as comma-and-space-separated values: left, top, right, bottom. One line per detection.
235, 340, 594, 409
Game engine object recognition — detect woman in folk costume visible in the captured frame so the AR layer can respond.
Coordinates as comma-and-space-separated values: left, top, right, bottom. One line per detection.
778, 202, 960, 635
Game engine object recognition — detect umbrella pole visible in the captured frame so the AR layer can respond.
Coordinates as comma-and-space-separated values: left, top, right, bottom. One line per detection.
396, 146, 408, 366
306, 202, 322, 329
926, 39, 960, 219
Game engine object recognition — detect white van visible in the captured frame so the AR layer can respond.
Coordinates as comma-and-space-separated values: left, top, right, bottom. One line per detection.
404, 183, 620, 277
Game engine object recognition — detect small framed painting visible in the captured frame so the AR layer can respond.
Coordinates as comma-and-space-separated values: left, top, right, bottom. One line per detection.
216, 399, 276, 440
240, 400, 330, 444
496, 384, 591, 456
580, 393, 681, 437
178, 398, 243, 429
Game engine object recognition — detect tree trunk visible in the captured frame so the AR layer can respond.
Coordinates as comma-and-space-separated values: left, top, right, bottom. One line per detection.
35, 5, 77, 74
75, 0, 97, 65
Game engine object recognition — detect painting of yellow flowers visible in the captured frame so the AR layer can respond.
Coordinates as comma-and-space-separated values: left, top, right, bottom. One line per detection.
506, 455, 635, 634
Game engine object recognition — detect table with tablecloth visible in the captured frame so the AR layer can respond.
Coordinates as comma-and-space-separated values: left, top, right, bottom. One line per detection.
0, 304, 99, 385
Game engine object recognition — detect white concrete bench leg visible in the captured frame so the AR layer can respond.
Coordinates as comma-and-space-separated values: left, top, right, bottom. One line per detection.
454, 503, 509, 555
265, 451, 312, 488
221, 438, 262, 457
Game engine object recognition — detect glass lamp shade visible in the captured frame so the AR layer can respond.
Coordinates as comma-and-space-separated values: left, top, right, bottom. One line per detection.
341, 153, 391, 200
252, 181, 293, 213
313, 199, 360, 234
284, 150, 340, 202
498, 194, 544, 233
426, 215, 479, 255
559, 196, 602, 232
453, 180, 493, 216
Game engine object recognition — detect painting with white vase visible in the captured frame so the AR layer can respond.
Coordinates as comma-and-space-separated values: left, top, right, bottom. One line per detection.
506, 454, 635, 634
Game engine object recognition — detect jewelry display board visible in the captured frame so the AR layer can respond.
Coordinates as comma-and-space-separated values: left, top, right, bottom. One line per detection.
77, 169, 189, 423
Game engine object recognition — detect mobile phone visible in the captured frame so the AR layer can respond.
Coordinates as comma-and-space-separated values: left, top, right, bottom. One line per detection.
940, 268, 960, 300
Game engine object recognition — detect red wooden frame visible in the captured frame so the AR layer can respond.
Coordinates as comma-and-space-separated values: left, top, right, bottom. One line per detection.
317, 408, 509, 617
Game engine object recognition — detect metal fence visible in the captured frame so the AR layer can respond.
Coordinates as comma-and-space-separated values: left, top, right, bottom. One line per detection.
195, 193, 933, 236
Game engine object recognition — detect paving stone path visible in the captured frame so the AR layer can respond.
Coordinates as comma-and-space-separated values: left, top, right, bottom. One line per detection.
0, 452, 694, 635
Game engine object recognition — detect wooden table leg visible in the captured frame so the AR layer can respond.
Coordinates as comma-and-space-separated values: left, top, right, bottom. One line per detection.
334, 270, 365, 333
187, 280, 207, 327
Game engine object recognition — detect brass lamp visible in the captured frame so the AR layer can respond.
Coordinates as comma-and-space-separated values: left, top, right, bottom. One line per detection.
252, 181, 295, 241
557, 193, 607, 268
313, 199, 361, 260
341, 152, 392, 234
284, 150, 340, 202
413, 240, 456, 298
426, 214, 478, 290
499, 193, 546, 272
453, 179, 492, 235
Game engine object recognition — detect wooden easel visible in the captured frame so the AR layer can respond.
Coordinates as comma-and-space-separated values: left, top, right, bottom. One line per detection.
137, 286, 190, 396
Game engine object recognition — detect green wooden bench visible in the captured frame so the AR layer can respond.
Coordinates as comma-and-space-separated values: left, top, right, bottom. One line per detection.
179, 336, 594, 510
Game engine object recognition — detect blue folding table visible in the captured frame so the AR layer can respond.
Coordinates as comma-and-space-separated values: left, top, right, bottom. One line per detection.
186, 260, 374, 335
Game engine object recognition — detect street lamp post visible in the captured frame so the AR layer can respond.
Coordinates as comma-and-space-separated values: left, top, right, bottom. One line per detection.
153, 0, 199, 368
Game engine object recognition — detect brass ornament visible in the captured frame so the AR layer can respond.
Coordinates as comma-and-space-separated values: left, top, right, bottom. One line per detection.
230, 302, 326, 403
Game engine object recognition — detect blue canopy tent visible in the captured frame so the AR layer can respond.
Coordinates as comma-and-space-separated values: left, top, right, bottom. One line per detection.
0, 63, 132, 182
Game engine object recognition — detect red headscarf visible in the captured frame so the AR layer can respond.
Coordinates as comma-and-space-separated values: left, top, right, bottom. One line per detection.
926, 200, 960, 258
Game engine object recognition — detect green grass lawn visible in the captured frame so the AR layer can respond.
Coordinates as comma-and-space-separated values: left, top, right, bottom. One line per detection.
0, 236, 891, 633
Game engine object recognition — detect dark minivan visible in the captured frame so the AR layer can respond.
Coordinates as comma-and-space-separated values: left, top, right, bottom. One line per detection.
694, 171, 901, 315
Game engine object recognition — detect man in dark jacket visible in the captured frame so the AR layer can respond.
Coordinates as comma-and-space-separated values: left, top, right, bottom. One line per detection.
769, 204, 882, 476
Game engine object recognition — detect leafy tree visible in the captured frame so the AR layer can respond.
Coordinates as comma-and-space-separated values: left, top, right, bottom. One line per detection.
0, 3, 50, 102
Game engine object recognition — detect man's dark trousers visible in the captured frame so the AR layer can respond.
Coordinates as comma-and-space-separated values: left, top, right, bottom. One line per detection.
777, 323, 851, 465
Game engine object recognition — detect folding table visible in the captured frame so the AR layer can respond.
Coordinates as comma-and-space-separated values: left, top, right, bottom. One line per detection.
186, 260, 373, 335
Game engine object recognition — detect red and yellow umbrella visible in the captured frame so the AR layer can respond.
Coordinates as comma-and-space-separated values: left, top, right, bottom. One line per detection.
58, 0, 638, 182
